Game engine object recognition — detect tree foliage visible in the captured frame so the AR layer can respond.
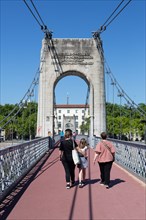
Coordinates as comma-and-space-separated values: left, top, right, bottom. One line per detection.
0, 102, 146, 141
80, 102, 146, 140
0, 102, 37, 140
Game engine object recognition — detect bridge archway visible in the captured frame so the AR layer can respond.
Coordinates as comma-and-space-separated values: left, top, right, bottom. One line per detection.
54, 71, 89, 134
37, 38, 106, 137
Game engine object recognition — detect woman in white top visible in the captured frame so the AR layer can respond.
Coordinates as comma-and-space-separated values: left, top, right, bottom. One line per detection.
76, 138, 88, 188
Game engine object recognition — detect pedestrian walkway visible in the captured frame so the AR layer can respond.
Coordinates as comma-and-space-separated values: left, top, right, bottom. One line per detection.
1, 147, 145, 220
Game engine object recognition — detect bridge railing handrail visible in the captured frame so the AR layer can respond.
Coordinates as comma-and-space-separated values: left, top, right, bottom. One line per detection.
93, 136, 146, 182
0, 135, 145, 202
0, 135, 60, 202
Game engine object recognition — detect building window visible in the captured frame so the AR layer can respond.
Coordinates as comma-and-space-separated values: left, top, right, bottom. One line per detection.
82, 110, 84, 113
46, 116, 49, 121
67, 110, 70, 113
58, 116, 61, 120
75, 110, 78, 113
59, 110, 61, 113
75, 116, 78, 120
58, 122, 61, 128
75, 122, 78, 128
82, 116, 84, 120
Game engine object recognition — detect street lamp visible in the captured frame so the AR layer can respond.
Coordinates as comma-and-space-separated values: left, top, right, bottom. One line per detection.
22, 100, 27, 142
117, 91, 123, 140
140, 119, 146, 144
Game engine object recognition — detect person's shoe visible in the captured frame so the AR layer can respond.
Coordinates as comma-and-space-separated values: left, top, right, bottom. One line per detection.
105, 185, 109, 189
82, 179, 87, 184
71, 181, 75, 187
100, 181, 105, 186
79, 182, 84, 188
66, 183, 71, 189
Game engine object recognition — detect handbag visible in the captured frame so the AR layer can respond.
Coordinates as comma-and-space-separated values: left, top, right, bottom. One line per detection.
102, 141, 115, 162
72, 140, 80, 165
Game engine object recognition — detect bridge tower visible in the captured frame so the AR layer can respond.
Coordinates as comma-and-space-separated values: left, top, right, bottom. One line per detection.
36, 38, 106, 137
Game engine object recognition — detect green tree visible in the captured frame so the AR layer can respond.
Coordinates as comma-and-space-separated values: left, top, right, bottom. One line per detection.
80, 117, 90, 134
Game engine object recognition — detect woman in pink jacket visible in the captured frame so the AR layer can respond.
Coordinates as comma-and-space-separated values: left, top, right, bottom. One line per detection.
93, 132, 115, 189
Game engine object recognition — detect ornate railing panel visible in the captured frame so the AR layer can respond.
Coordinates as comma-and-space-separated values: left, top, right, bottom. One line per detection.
0, 137, 51, 201
94, 137, 146, 182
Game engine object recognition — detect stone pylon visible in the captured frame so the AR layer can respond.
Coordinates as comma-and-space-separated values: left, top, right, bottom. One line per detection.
36, 38, 106, 137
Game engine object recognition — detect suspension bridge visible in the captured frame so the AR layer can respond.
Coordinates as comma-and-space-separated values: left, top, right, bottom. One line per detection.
0, 1, 146, 219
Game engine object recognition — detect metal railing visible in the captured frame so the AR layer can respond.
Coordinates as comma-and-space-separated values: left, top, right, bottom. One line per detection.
94, 137, 146, 182
0, 134, 145, 202
0, 136, 58, 202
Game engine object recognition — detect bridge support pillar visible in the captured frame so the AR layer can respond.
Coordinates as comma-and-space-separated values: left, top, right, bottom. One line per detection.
36, 38, 106, 137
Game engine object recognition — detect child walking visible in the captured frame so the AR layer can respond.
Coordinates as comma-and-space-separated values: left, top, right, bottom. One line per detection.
77, 138, 88, 188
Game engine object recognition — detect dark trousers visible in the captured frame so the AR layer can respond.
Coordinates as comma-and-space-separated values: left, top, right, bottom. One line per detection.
62, 160, 75, 183
98, 161, 113, 185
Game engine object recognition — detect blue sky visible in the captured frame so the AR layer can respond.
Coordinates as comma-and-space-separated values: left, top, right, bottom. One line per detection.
0, 0, 145, 106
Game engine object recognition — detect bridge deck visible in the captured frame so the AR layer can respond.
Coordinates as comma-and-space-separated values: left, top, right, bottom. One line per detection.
1, 147, 145, 220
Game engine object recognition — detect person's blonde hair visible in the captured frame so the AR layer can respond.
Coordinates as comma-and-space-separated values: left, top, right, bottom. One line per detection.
79, 138, 87, 149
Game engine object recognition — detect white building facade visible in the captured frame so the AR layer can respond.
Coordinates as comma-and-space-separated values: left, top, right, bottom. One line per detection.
54, 104, 89, 134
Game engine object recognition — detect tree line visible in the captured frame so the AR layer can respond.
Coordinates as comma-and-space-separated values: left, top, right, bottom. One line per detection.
0, 102, 37, 140
81, 102, 146, 141
0, 102, 146, 141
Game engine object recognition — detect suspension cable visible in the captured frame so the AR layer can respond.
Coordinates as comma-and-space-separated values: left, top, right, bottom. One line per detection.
0, 104, 19, 125
105, 0, 132, 29
93, 0, 132, 38
1, 86, 36, 129
0, 67, 39, 125
83, 86, 90, 123
30, 0, 46, 28
23, 0, 43, 28
3, 39, 48, 131
0, 68, 40, 127
23, 0, 52, 39
105, 60, 146, 118
54, 95, 59, 133
102, 0, 125, 28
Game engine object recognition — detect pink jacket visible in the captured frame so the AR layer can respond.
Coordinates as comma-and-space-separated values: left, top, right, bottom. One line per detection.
95, 140, 115, 163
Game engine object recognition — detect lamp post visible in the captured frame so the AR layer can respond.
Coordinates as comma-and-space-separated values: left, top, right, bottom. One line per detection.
117, 91, 123, 140
22, 100, 27, 142
129, 106, 132, 141
141, 119, 146, 144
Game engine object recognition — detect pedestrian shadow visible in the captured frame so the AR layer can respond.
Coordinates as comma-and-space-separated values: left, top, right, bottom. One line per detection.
78, 178, 100, 187
76, 178, 125, 188
0, 150, 56, 220
34, 157, 60, 180
71, 178, 100, 188
68, 178, 100, 220
110, 178, 125, 187
86, 178, 100, 185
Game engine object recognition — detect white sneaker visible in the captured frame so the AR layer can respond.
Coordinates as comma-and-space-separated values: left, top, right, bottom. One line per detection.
100, 181, 104, 186
79, 182, 84, 188
66, 183, 70, 189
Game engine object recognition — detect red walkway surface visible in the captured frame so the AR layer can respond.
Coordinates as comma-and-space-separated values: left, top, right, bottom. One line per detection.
1, 147, 145, 220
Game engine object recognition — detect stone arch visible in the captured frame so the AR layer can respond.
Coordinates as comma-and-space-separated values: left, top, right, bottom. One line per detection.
36, 38, 106, 137
54, 71, 91, 134
54, 70, 91, 88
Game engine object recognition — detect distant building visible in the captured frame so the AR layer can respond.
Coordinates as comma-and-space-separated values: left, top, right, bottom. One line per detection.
54, 104, 89, 134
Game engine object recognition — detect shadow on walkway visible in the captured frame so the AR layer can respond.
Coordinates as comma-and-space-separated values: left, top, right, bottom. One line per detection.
0, 148, 145, 220
110, 178, 126, 187
0, 149, 56, 220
